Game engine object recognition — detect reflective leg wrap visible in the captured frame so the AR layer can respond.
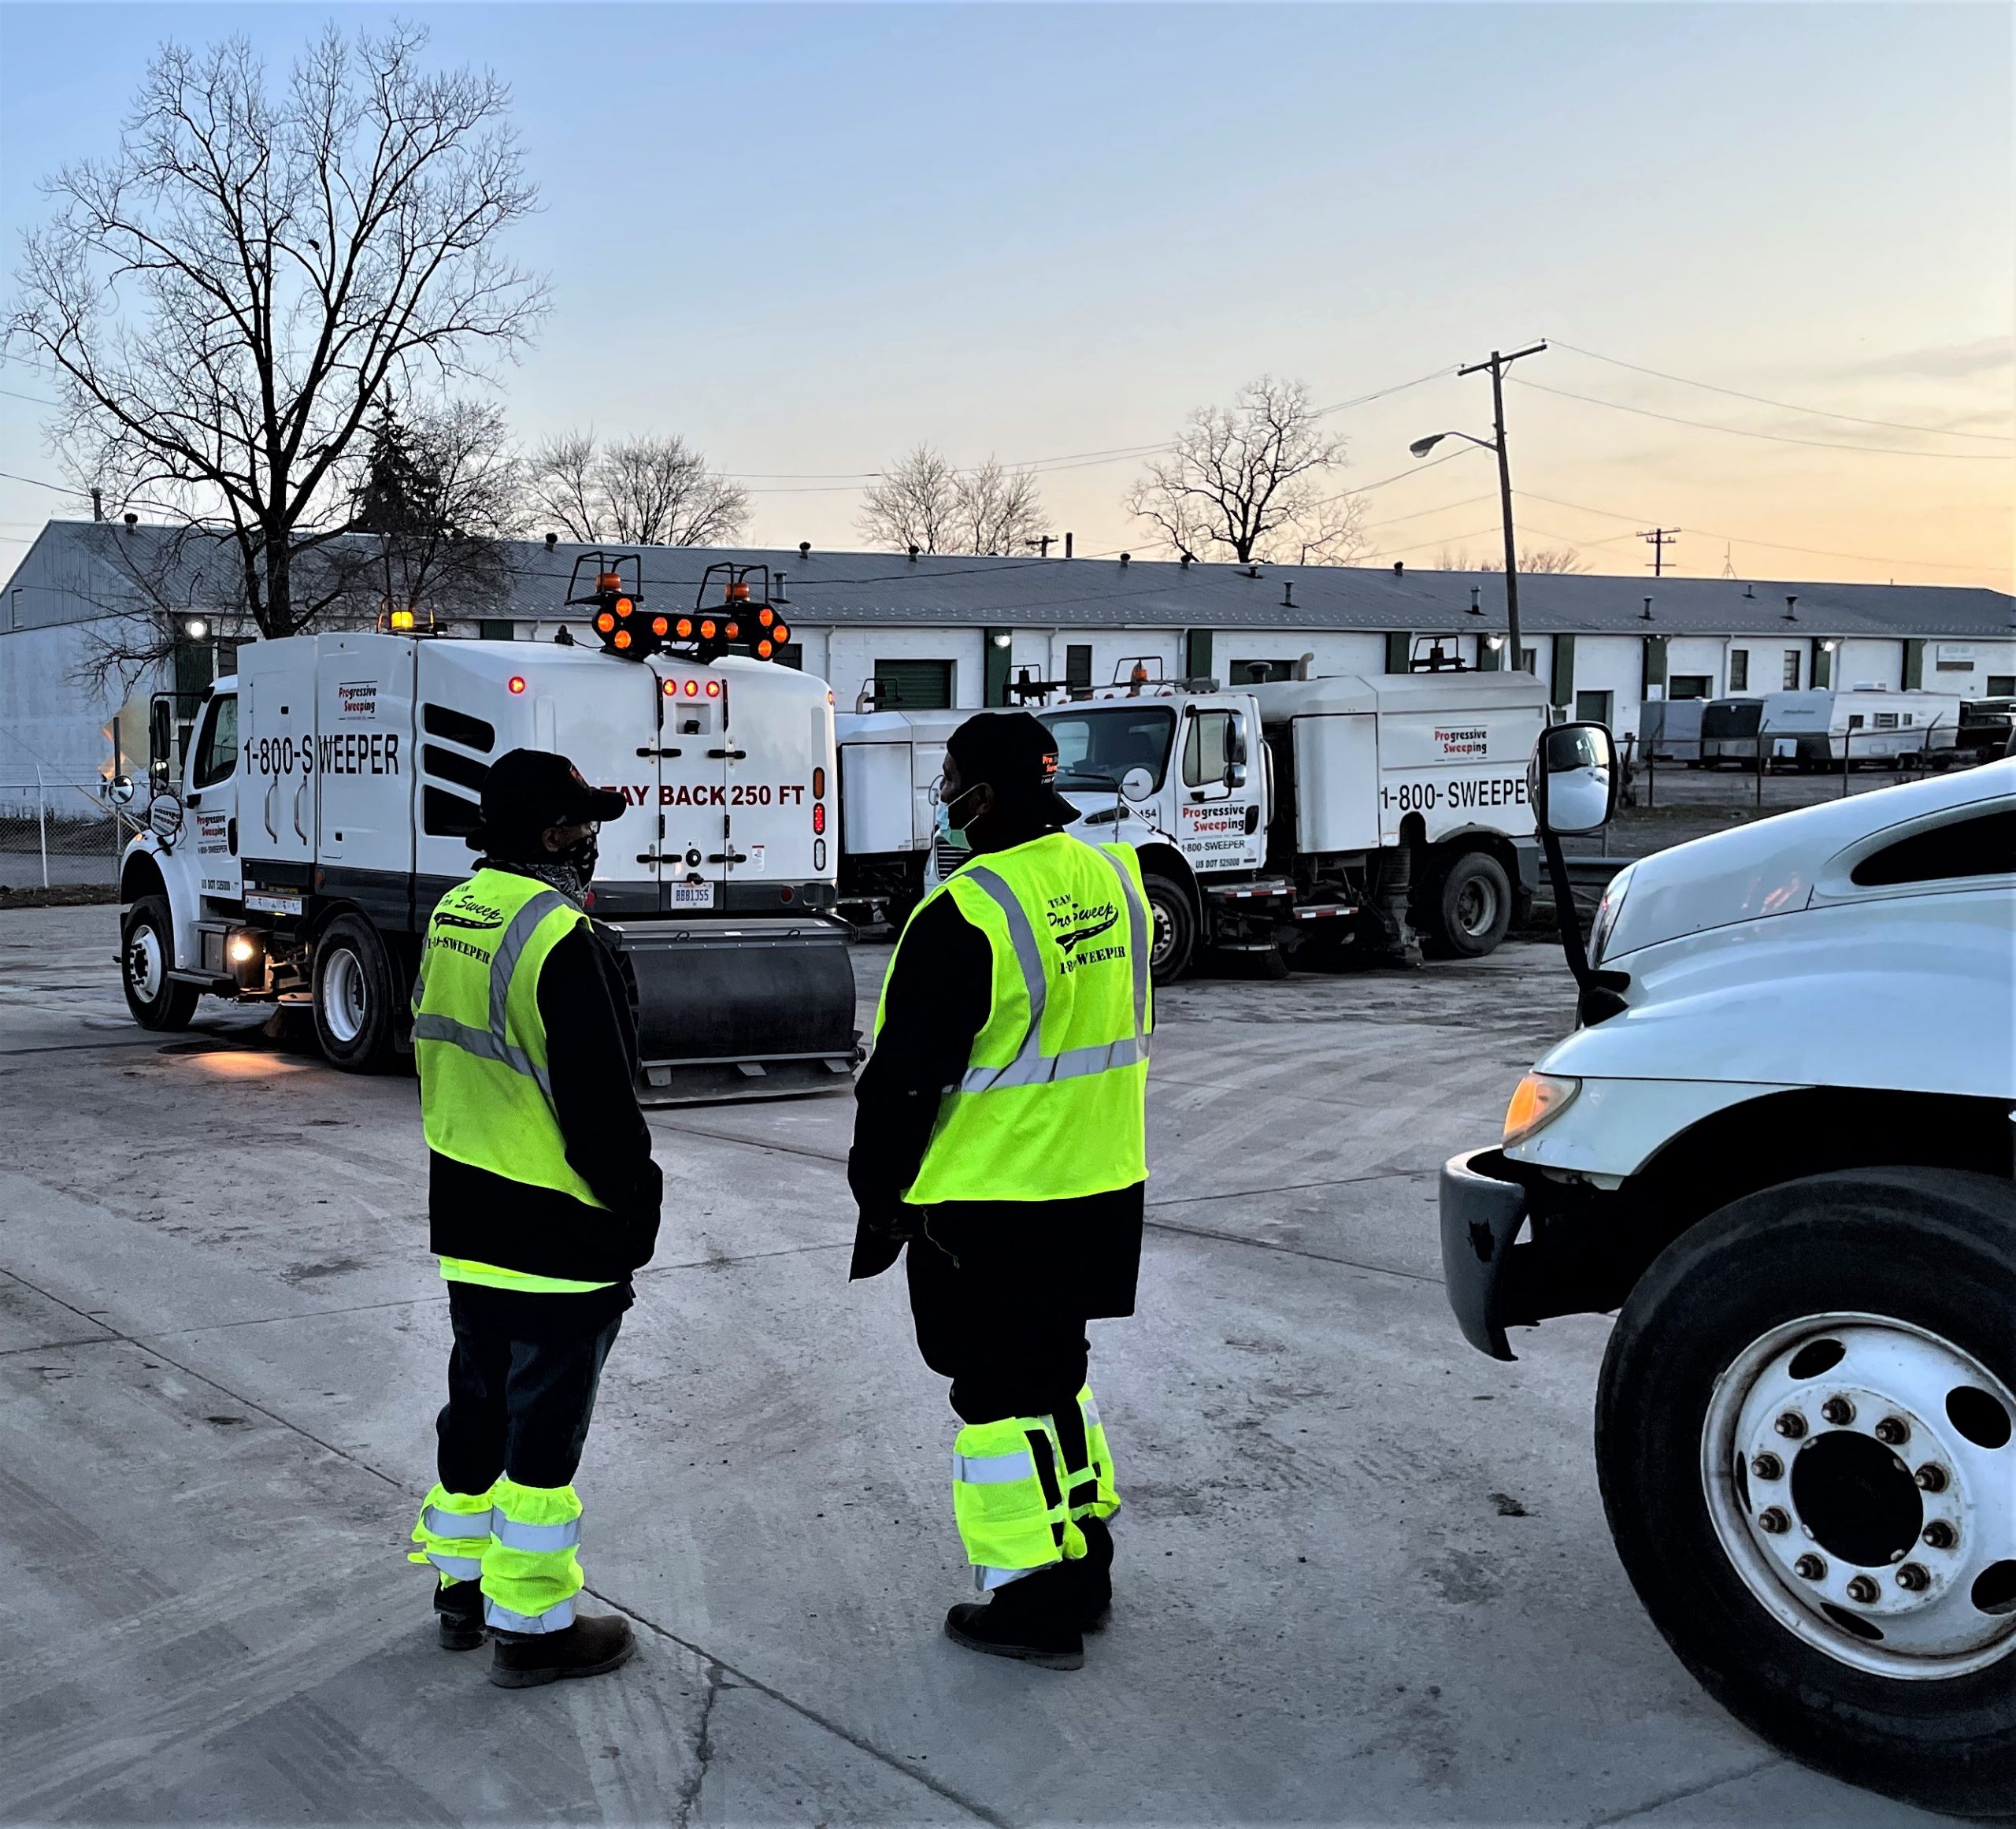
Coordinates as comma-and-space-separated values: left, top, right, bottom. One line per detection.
1072, 1382, 1121, 1522
952, 1416, 1073, 1593
409, 1482, 495, 1585
482, 1477, 584, 1635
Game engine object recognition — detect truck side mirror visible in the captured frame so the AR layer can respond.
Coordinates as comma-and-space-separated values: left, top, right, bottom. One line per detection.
1530, 722, 1618, 836
1228, 762, 1247, 789
1120, 766, 1155, 802
149, 695, 174, 785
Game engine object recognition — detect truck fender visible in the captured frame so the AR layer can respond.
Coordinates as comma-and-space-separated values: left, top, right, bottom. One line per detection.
120, 834, 205, 973
1131, 839, 1197, 909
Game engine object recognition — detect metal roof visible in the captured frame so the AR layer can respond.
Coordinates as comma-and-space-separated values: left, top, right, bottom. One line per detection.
10, 519, 2014, 640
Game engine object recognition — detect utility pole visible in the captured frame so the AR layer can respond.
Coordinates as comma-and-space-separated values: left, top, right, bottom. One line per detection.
1638, 526, 1681, 577
1026, 534, 1056, 558
1458, 342, 1547, 671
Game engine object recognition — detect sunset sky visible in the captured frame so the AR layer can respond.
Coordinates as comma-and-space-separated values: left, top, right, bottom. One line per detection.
2, 2, 2010, 589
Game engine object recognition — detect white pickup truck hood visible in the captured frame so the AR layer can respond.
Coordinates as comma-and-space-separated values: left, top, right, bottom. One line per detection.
1599, 757, 2015, 963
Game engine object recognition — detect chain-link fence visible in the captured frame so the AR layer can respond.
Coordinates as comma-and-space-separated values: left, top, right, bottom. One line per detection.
0, 777, 139, 891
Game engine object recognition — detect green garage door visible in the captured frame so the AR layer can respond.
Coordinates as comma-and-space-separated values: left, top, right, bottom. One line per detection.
875, 659, 954, 710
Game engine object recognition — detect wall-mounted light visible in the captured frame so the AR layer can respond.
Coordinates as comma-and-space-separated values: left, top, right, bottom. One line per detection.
184, 618, 208, 640
1821, 638, 1840, 652
1486, 635, 1506, 651
991, 633, 1012, 649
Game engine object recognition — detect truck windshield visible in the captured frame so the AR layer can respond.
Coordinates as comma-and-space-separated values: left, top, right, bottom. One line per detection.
1039, 706, 1177, 792
1702, 700, 1762, 740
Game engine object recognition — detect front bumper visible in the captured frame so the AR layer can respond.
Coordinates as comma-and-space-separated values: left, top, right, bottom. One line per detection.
1439, 1148, 1531, 1360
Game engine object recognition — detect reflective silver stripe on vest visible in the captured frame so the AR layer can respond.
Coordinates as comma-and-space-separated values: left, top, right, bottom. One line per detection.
413, 885, 573, 1101
976, 1562, 1040, 1591
484, 1593, 577, 1635
423, 1504, 495, 1540
491, 1514, 583, 1554
954, 848, 1151, 1096
953, 1449, 1037, 1486
1079, 1389, 1102, 1430
425, 1551, 484, 1581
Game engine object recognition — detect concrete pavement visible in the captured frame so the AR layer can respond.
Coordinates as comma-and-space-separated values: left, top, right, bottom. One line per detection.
0, 906, 1938, 1826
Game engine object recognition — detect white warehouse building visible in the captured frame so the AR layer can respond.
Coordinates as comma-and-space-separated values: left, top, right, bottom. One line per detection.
3, 518, 2012, 802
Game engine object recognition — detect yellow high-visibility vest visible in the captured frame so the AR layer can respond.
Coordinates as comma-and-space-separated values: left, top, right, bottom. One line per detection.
879, 833, 1151, 1204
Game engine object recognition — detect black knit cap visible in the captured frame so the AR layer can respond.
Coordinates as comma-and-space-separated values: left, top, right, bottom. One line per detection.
945, 711, 1080, 827
471, 748, 627, 854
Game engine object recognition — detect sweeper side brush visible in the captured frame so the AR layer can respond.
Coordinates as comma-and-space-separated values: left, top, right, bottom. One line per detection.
609, 914, 862, 1104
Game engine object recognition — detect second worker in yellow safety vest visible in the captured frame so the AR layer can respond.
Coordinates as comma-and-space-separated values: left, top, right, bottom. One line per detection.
850, 711, 1151, 1671
406, 749, 662, 1689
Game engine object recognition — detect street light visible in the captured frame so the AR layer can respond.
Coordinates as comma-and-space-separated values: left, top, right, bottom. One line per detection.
1410, 340, 1547, 680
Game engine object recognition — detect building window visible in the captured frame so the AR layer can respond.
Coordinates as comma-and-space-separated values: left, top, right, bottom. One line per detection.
1065, 645, 1092, 692
873, 659, 954, 710
1729, 649, 1749, 692
773, 642, 802, 670
1988, 675, 2015, 697
1667, 674, 1712, 700
479, 619, 516, 642
1229, 659, 1299, 684
1574, 689, 1614, 727
1782, 649, 1802, 690
1518, 647, 1537, 675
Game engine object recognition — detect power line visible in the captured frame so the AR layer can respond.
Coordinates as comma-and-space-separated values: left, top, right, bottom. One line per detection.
1551, 339, 2014, 444
1510, 377, 2015, 461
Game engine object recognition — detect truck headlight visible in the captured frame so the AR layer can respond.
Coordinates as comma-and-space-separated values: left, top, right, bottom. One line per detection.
1503, 1071, 1579, 1146
1588, 861, 1636, 965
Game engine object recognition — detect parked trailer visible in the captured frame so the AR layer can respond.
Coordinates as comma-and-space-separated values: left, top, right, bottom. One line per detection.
120, 563, 859, 1101
1757, 687, 1962, 769
834, 707, 973, 928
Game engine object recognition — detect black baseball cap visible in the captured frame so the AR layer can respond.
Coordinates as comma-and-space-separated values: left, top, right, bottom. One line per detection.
471, 748, 628, 853
945, 711, 1080, 827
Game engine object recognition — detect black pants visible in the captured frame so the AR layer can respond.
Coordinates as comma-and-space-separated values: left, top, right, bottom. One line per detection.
906, 1218, 1093, 1475
436, 1283, 624, 1494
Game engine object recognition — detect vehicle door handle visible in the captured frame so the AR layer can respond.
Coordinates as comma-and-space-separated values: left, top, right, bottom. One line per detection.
707, 748, 747, 760
636, 746, 683, 759
262, 775, 280, 842
707, 851, 747, 865
228, 818, 237, 855
185, 792, 202, 807
291, 775, 310, 844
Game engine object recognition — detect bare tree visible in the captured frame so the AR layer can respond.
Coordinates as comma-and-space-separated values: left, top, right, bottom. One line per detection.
1125, 377, 1363, 565
5, 24, 545, 665
1477, 545, 1588, 574
857, 444, 961, 552
524, 429, 749, 547
857, 445, 1048, 555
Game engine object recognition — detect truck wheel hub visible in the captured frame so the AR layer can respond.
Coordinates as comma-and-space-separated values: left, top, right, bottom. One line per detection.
321, 948, 368, 1044
126, 927, 163, 1000
1705, 1314, 2016, 1677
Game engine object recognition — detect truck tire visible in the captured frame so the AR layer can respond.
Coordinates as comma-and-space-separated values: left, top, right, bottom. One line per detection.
120, 895, 198, 1031
1595, 1168, 2016, 1818
1423, 850, 1512, 959
1142, 872, 1195, 984
313, 913, 398, 1072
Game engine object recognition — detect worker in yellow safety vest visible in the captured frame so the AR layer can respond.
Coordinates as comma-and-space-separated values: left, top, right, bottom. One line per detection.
850, 711, 1151, 1670
406, 749, 662, 1688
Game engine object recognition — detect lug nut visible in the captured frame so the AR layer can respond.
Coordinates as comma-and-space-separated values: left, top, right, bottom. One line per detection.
1758, 1506, 1791, 1534
1774, 1412, 1807, 1439
1923, 1521, 1958, 1550
1844, 1574, 1880, 1604
1895, 1563, 1931, 1593
1751, 1452, 1783, 1482
1914, 1464, 1949, 1493
1820, 1396, 1855, 1426
1793, 1553, 1826, 1581
1872, 1415, 1910, 1446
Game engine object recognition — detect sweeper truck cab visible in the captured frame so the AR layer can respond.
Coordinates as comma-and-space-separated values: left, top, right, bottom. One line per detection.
1022, 655, 1547, 978
1440, 732, 2014, 1816
119, 556, 860, 1100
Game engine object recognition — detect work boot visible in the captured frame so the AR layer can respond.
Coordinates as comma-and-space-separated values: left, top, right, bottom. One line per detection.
1062, 1516, 1114, 1633
433, 1579, 486, 1653
945, 1567, 1084, 1671
489, 1612, 637, 1689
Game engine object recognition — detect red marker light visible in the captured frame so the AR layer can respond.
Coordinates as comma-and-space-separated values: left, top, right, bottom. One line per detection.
662, 678, 677, 698
615, 596, 635, 619
757, 638, 774, 659
705, 679, 722, 698
650, 614, 669, 638
773, 622, 790, 645
700, 619, 717, 640
613, 629, 632, 651
508, 675, 527, 695
813, 766, 826, 797
812, 803, 826, 834
595, 610, 616, 634
676, 617, 693, 639
684, 678, 700, 698
758, 607, 775, 629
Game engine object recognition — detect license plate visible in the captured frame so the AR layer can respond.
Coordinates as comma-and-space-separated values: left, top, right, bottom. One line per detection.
670, 884, 714, 909
244, 891, 303, 916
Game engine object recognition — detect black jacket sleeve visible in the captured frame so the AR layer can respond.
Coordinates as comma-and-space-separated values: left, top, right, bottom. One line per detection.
538, 922, 662, 1269
847, 893, 991, 1276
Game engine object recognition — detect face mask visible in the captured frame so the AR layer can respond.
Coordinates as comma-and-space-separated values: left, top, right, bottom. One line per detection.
563, 833, 599, 881
934, 796, 970, 855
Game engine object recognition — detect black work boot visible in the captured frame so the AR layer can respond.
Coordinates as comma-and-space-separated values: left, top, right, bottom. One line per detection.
1062, 1516, 1114, 1633
945, 1567, 1084, 1670
433, 1579, 486, 1652
489, 1612, 637, 1689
